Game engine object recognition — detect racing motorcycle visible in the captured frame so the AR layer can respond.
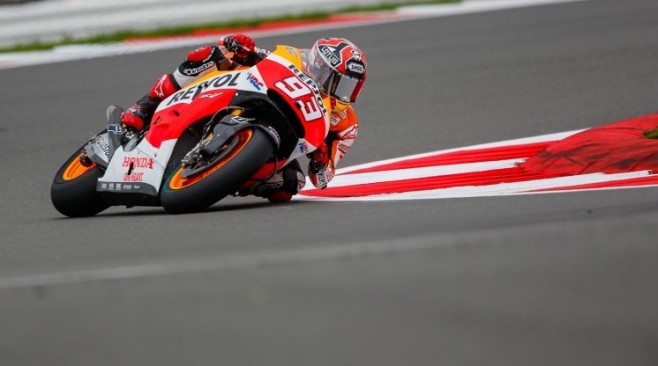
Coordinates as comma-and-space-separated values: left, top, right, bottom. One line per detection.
51, 45, 330, 216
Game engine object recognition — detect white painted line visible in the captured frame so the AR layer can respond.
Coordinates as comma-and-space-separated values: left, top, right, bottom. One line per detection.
328, 159, 524, 187
296, 124, 658, 202
0, 235, 454, 290
397, 0, 592, 16
297, 171, 656, 202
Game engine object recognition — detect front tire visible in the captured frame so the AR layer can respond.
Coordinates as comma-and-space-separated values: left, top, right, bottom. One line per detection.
51, 148, 109, 217
160, 127, 275, 214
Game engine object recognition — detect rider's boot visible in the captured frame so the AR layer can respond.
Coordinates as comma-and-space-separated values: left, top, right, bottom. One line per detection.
239, 160, 306, 202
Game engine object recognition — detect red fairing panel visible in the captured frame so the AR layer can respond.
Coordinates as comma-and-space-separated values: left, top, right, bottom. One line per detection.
145, 56, 328, 150
256, 58, 328, 149
146, 72, 243, 148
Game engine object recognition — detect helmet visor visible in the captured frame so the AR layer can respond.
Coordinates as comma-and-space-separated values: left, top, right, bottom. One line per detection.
324, 72, 364, 104
308, 45, 365, 104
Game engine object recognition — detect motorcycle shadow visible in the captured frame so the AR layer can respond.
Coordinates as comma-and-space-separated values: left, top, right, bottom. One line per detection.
56, 197, 310, 219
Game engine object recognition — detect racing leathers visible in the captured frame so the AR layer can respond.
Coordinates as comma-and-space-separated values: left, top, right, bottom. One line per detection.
120, 34, 359, 202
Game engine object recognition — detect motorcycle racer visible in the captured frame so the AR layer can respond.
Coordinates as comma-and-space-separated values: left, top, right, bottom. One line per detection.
121, 34, 367, 202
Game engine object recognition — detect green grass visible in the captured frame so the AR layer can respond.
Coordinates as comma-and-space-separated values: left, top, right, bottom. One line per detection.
644, 128, 658, 139
0, 0, 458, 53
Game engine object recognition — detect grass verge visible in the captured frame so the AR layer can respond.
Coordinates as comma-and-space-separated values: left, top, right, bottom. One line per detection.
0, 0, 458, 53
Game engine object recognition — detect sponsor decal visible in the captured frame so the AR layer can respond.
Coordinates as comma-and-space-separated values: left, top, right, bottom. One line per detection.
101, 182, 143, 191
350, 49, 363, 62
166, 72, 241, 106
256, 181, 284, 195
152, 75, 170, 98
121, 156, 153, 182
94, 136, 111, 157
108, 123, 122, 134
122, 157, 154, 169
313, 166, 334, 189
337, 143, 350, 156
199, 92, 224, 99
298, 142, 309, 154
286, 47, 298, 56
230, 116, 252, 124
337, 125, 357, 139
265, 126, 281, 146
347, 62, 365, 74
124, 172, 144, 182
256, 49, 271, 59
182, 61, 214, 76
247, 73, 264, 90
320, 46, 340, 66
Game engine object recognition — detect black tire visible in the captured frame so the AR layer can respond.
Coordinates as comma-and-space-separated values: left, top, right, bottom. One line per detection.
160, 127, 275, 214
51, 147, 109, 217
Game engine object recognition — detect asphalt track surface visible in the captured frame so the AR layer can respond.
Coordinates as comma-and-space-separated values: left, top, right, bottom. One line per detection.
1, 0, 658, 365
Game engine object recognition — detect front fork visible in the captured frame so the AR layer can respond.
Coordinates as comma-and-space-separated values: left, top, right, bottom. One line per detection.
179, 107, 281, 178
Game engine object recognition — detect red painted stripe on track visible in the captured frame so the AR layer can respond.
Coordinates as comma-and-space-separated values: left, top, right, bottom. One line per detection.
302, 167, 546, 197
525, 174, 658, 193
344, 141, 552, 174
521, 114, 658, 175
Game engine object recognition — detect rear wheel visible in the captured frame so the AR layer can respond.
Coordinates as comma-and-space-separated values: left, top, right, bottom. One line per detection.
160, 127, 275, 214
51, 147, 109, 217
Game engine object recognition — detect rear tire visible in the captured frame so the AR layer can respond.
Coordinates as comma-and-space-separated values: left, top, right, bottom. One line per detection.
51, 148, 109, 217
160, 127, 275, 214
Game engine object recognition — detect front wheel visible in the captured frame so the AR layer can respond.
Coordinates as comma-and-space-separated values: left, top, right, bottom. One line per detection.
160, 127, 275, 214
51, 147, 109, 217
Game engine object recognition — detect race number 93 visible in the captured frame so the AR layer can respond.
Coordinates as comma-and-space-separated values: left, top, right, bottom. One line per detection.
274, 76, 322, 122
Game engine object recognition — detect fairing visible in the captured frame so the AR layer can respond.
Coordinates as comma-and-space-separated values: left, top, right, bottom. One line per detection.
97, 45, 331, 197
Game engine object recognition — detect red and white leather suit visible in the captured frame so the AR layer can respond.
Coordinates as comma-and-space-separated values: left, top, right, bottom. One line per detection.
121, 35, 360, 201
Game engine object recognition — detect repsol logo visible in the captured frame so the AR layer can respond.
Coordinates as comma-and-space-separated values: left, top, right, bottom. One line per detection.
166, 72, 242, 106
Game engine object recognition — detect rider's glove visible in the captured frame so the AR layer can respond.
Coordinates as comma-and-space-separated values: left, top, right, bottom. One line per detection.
223, 34, 256, 64
308, 142, 329, 172
307, 143, 334, 189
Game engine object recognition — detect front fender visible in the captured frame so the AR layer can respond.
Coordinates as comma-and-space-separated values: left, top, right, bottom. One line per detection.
201, 114, 280, 157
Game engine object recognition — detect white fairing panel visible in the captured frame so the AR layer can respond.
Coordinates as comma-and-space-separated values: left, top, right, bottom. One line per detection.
97, 139, 177, 195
